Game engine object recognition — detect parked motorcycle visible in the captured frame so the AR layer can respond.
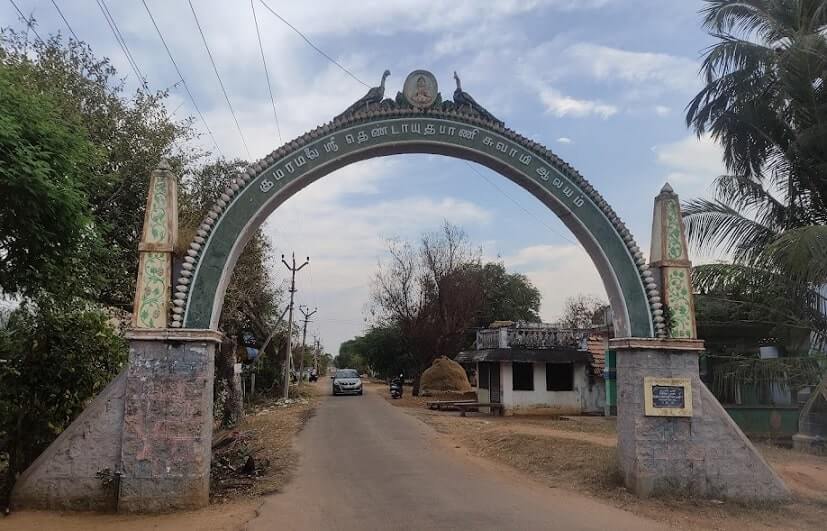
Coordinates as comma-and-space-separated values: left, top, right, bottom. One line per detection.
389, 376, 403, 399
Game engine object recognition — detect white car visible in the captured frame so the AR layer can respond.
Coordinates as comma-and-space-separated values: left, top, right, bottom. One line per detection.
331, 368, 363, 396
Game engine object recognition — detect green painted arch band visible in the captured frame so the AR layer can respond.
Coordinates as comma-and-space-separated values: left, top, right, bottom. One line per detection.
179, 114, 655, 338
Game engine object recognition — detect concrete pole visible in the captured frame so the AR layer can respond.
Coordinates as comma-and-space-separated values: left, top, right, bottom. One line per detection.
281, 253, 309, 399
297, 306, 317, 392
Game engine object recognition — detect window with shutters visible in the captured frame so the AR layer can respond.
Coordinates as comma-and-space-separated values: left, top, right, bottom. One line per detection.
546, 363, 574, 391
512, 362, 534, 391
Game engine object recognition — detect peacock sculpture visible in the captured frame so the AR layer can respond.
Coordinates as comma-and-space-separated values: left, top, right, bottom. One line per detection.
452, 71, 501, 124
336, 70, 390, 119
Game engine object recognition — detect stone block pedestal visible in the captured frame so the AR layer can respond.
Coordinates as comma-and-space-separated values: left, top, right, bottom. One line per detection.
612, 338, 789, 501
118, 329, 222, 512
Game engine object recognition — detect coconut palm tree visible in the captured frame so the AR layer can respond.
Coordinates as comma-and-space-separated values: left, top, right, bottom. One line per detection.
685, 0, 827, 345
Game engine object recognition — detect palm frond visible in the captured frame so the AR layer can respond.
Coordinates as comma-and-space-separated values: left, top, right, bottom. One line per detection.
700, 34, 777, 79
683, 198, 779, 260
693, 262, 827, 334
712, 173, 788, 224
702, 0, 793, 43
763, 225, 827, 284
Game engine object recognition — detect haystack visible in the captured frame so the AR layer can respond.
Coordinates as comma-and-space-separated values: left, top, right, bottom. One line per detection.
420, 356, 472, 395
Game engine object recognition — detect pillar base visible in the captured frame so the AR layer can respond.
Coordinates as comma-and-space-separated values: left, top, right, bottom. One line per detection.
611, 338, 790, 501
118, 329, 221, 512
11, 329, 224, 513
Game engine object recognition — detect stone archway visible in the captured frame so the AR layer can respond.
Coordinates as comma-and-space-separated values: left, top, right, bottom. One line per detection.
173, 107, 662, 339
11, 70, 790, 513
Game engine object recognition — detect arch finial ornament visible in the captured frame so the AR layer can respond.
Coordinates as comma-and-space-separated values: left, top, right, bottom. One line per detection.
172, 70, 667, 339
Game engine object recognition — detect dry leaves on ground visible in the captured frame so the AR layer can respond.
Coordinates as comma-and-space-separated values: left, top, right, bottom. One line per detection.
210, 387, 319, 503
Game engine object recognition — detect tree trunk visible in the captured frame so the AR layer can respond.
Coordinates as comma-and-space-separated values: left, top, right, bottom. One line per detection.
218, 337, 243, 427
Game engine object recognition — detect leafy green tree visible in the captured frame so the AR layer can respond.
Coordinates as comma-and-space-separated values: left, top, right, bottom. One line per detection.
0, 298, 127, 502
339, 326, 413, 379
685, 0, 827, 346
333, 349, 369, 374
476, 262, 541, 327
1, 31, 197, 308
0, 61, 99, 296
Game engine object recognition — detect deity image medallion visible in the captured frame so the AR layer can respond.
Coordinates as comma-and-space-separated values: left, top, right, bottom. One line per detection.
403, 70, 438, 109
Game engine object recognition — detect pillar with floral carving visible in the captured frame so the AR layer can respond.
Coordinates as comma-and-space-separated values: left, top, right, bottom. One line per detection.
648, 183, 697, 339
131, 160, 178, 328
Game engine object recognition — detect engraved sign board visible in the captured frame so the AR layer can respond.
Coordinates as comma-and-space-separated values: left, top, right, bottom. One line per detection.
644, 376, 692, 417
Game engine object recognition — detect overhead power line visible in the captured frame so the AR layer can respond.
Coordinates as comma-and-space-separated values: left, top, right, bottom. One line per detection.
8, 0, 43, 43
251, 0, 282, 144
141, 0, 224, 159
96, 0, 146, 87
50, 0, 78, 41
187, 0, 252, 159
257, 0, 369, 88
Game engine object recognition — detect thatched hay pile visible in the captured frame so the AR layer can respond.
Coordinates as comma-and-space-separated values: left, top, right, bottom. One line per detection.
420, 356, 472, 395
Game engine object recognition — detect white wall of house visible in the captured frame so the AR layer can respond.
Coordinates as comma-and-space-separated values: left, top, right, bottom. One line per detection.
584, 378, 606, 413
498, 362, 600, 414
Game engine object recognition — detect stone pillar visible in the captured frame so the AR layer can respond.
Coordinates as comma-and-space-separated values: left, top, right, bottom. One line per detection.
132, 160, 177, 329
648, 183, 697, 339
118, 329, 222, 512
612, 338, 789, 500
609, 183, 788, 501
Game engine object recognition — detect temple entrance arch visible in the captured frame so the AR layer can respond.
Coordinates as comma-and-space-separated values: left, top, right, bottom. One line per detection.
12, 70, 791, 514
172, 99, 664, 340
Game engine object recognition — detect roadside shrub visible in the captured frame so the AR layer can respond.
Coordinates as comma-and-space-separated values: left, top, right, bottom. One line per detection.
0, 297, 126, 506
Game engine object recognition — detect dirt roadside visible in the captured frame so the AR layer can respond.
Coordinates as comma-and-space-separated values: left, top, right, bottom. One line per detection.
372, 382, 827, 530
211, 384, 320, 502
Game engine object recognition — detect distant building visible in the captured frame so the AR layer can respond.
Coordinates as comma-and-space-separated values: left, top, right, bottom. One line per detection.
455, 321, 607, 415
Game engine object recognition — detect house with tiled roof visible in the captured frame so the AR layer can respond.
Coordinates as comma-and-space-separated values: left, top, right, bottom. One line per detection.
455, 321, 607, 415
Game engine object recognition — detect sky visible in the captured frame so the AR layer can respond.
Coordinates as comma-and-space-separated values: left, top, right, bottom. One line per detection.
2, 0, 726, 354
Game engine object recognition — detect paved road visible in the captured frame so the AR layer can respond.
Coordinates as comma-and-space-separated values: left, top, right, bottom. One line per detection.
247, 386, 664, 531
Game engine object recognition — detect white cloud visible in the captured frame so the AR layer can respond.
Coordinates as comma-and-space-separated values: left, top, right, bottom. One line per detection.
566, 43, 698, 95
538, 87, 617, 118
518, 41, 698, 111
501, 244, 605, 322
652, 134, 725, 198
557, 137, 572, 144
654, 105, 671, 116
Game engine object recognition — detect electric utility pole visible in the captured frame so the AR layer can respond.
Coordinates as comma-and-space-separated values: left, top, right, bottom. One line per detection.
297, 306, 318, 391
313, 337, 320, 372
281, 253, 309, 399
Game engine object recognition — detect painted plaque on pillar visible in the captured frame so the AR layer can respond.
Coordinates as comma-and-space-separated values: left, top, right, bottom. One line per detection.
644, 376, 692, 417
